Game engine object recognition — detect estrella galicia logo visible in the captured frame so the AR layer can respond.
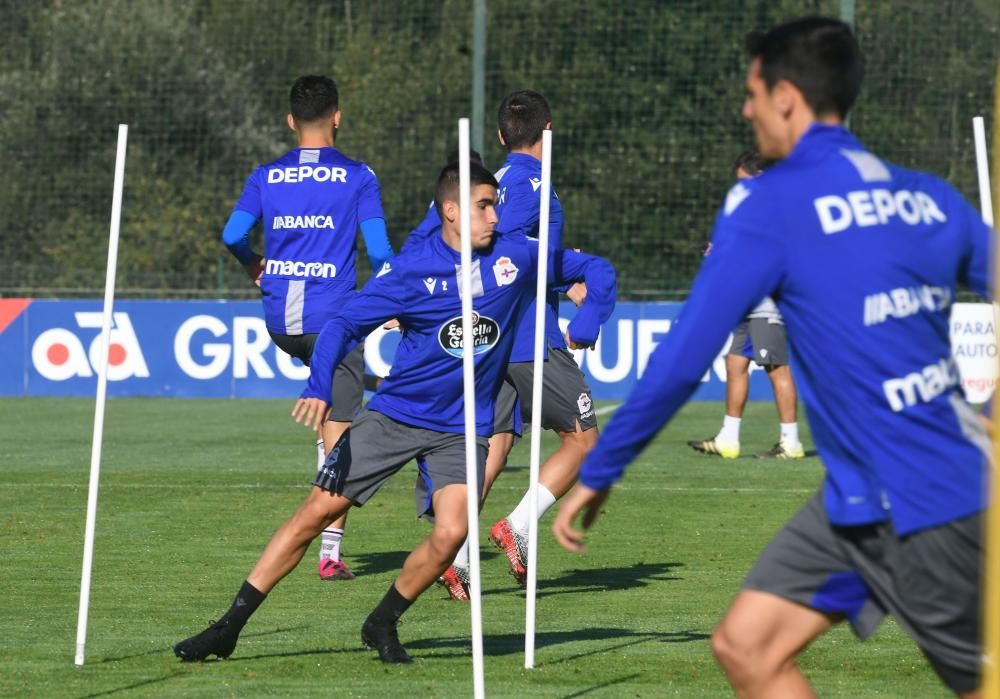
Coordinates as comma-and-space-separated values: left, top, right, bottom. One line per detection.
438, 312, 500, 358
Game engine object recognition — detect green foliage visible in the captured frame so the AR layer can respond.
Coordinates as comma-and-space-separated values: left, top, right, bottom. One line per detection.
0, 1, 996, 297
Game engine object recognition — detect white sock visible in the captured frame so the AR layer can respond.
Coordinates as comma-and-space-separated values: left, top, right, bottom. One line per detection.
320, 527, 343, 562
452, 538, 471, 569
780, 422, 801, 446
508, 484, 557, 535
717, 415, 741, 444
316, 439, 325, 471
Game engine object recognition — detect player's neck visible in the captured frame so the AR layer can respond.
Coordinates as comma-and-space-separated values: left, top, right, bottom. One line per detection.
787, 113, 842, 155
440, 228, 462, 252
296, 127, 337, 149
509, 143, 542, 161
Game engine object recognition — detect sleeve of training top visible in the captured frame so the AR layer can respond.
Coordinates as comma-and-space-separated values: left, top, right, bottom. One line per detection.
302, 269, 412, 403
578, 182, 784, 491
360, 217, 394, 271
233, 170, 263, 219
220, 210, 259, 264
954, 188, 994, 300
528, 243, 617, 347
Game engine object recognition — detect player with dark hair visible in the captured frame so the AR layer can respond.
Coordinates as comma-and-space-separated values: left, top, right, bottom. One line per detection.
175, 160, 617, 664
220, 75, 394, 582
688, 148, 804, 460
555, 17, 991, 697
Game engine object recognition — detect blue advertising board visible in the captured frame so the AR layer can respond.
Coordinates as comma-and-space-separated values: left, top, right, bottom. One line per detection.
0, 299, 777, 401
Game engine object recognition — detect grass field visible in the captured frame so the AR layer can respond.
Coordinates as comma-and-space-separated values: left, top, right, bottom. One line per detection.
1, 397, 948, 698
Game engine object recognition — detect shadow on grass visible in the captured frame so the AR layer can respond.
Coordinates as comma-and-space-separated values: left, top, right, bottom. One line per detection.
79, 671, 185, 698
349, 549, 499, 577
562, 672, 643, 698
94, 625, 309, 664
407, 626, 709, 659
525, 561, 684, 598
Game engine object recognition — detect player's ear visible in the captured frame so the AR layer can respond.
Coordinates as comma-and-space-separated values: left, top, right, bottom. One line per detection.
286, 114, 296, 132
497, 129, 506, 147
442, 200, 460, 224
772, 80, 796, 119
544, 121, 552, 130
331, 110, 341, 131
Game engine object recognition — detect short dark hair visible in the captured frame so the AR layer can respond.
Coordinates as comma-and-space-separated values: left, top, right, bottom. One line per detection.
745, 17, 863, 119
289, 75, 339, 123
434, 161, 499, 219
733, 148, 775, 177
498, 90, 551, 150
445, 148, 484, 167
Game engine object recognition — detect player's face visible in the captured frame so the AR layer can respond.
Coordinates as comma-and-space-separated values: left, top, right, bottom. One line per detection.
469, 184, 499, 249
742, 58, 787, 160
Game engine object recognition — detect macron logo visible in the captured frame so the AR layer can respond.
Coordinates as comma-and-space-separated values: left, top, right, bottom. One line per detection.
423, 277, 437, 294
724, 183, 751, 216
530, 177, 542, 192
376, 262, 392, 278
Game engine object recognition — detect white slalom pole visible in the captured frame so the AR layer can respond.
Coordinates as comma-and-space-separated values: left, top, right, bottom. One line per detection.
75, 124, 128, 666
458, 118, 486, 699
524, 129, 552, 669
974, 116, 995, 227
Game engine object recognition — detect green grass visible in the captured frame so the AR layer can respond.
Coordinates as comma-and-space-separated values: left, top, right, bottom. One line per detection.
0, 397, 947, 697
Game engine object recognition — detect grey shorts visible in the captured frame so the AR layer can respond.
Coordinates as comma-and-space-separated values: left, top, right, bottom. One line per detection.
313, 409, 488, 518
729, 318, 788, 366
502, 348, 598, 433
743, 491, 981, 693
269, 331, 364, 421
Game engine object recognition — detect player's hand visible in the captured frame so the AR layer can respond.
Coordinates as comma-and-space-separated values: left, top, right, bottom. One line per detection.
291, 397, 329, 433
566, 282, 588, 307
565, 332, 593, 351
383, 318, 402, 331
244, 255, 265, 288
551, 483, 610, 553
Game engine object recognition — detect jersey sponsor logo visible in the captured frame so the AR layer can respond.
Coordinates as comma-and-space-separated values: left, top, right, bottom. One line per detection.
438, 311, 500, 357
493, 256, 519, 286
266, 165, 348, 184
863, 285, 952, 326
272, 215, 335, 230
723, 182, 751, 216
577, 392, 594, 418
882, 356, 960, 412
423, 277, 437, 294
264, 259, 337, 279
376, 262, 392, 278
32, 312, 149, 381
814, 189, 947, 235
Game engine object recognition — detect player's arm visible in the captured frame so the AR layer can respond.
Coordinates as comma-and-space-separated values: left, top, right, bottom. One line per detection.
221, 171, 265, 284
553, 187, 784, 551
955, 189, 994, 300
357, 163, 395, 272
293, 272, 410, 431
546, 246, 617, 349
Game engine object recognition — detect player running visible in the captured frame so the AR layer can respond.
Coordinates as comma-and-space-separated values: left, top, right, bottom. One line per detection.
555, 17, 992, 698
175, 160, 616, 664
221, 75, 394, 581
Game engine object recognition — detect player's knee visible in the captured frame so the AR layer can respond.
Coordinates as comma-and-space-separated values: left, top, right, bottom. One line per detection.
711, 619, 761, 679
559, 423, 598, 451
430, 520, 468, 554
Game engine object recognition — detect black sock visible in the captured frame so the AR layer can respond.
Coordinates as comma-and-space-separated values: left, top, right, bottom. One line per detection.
369, 584, 412, 626
221, 580, 266, 630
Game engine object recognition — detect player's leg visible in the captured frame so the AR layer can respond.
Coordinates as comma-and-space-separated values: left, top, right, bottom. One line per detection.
491, 349, 597, 586
364, 431, 488, 661
690, 322, 750, 458
712, 590, 836, 698
317, 343, 366, 579
175, 410, 412, 662
750, 320, 804, 459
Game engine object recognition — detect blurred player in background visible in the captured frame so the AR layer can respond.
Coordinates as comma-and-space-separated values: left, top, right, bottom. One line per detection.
688, 148, 804, 460
220, 75, 394, 581
555, 17, 991, 698
175, 160, 616, 664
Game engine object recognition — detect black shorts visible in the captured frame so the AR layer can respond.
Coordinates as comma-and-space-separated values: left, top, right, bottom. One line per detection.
268, 331, 364, 422
743, 491, 982, 693
313, 410, 488, 518
728, 317, 788, 366
502, 347, 598, 433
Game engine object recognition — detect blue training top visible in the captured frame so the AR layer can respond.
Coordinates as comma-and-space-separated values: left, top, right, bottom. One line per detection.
230, 146, 388, 335
303, 231, 617, 436
579, 124, 993, 536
